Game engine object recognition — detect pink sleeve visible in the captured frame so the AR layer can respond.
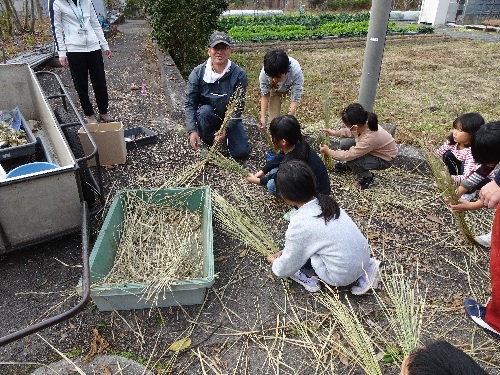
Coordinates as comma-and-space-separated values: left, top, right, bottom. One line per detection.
436, 140, 451, 157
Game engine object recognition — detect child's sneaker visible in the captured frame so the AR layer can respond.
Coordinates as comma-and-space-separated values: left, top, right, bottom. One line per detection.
351, 258, 381, 295
289, 270, 321, 292
474, 232, 492, 247
464, 298, 500, 340
460, 191, 477, 201
356, 173, 374, 190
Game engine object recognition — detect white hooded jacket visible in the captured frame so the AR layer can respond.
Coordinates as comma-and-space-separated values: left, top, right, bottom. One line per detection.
49, 0, 109, 57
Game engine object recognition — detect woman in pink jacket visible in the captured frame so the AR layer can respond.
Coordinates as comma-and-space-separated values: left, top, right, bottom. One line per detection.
320, 103, 398, 189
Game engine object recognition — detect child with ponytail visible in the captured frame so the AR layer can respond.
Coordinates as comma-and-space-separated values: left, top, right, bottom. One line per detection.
320, 103, 398, 189
267, 160, 381, 294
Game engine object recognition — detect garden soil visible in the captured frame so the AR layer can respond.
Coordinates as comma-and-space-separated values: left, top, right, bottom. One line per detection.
0, 19, 499, 374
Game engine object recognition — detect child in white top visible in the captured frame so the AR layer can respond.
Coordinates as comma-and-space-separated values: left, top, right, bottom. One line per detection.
267, 160, 381, 294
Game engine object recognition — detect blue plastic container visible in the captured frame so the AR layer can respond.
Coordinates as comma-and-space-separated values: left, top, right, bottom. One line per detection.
6, 162, 59, 178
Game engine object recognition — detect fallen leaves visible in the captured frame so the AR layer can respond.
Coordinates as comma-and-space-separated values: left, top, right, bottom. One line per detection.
83, 328, 109, 363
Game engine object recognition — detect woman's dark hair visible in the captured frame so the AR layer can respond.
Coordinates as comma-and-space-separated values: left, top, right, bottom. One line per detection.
275, 160, 340, 223
341, 102, 378, 131
447, 112, 485, 146
406, 340, 487, 375
263, 48, 290, 78
471, 121, 500, 164
269, 115, 310, 162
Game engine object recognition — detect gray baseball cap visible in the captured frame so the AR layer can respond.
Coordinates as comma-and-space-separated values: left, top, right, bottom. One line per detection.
208, 31, 232, 48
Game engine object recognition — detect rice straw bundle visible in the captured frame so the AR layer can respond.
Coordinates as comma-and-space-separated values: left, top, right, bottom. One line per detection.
321, 96, 333, 169
421, 141, 475, 244
207, 85, 246, 159
315, 289, 383, 375
162, 159, 207, 188
374, 266, 425, 359
207, 148, 250, 177
101, 190, 204, 302
211, 189, 278, 257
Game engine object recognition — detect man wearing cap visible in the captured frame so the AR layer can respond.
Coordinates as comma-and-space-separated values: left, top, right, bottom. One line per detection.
185, 31, 250, 158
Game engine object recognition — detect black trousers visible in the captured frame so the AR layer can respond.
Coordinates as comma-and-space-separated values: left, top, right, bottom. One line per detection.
67, 49, 108, 116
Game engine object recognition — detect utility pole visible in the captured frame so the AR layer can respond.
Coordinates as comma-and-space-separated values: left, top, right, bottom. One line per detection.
357, 0, 391, 112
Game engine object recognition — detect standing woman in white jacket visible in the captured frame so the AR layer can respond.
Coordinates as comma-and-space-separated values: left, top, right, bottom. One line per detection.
49, 0, 114, 124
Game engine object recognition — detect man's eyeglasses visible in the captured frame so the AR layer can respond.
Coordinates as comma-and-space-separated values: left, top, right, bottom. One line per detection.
211, 44, 231, 51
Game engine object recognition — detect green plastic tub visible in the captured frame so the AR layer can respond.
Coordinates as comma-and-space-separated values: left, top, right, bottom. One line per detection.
79, 187, 214, 311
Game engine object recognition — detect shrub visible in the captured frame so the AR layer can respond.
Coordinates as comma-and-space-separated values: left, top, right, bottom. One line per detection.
145, 0, 228, 77
124, 0, 144, 17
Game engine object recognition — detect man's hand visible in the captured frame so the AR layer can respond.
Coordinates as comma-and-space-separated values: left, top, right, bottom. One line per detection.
214, 129, 226, 144
189, 131, 202, 150
480, 180, 500, 208
105, 49, 112, 59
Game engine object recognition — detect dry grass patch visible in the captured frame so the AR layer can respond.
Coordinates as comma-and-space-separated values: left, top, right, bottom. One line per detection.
234, 35, 500, 146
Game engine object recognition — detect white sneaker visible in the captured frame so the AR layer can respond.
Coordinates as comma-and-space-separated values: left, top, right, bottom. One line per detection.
289, 270, 321, 292
474, 232, 492, 247
460, 192, 477, 201
351, 258, 381, 295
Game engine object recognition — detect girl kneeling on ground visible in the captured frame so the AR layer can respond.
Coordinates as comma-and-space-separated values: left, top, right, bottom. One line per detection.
320, 103, 398, 190
267, 160, 381, 294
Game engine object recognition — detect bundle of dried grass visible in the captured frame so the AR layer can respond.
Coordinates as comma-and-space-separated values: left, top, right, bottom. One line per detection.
207, 148, 249, 177
421, 141, 475, 244
374, 266, 425, 359
101, 190, 204, 301
321, 96, 333, 169
212, 189, 278, 257
162, 159, 207, 188
315, 289, 383, 375
207, 85, 246, 159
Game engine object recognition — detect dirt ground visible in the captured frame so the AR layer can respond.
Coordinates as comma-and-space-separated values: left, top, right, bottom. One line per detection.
1, 19, 499, 374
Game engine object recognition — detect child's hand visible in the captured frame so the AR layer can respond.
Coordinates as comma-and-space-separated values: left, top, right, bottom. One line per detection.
445, 197, 482, 213
456, 186, 467, 200
323, 129, 335, 136
246, 174, 260, 184
267, 250, 283, 264
319, 144, 331, 155
258, 121, 265, 132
